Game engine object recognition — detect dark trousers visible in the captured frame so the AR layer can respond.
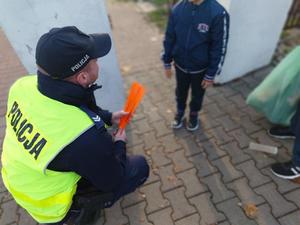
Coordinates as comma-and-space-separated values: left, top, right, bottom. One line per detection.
291, 102, 300, 166
175, 67, 206, 115
49, 155, 149, 225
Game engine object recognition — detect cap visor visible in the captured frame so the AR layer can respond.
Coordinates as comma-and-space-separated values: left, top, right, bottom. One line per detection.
90, 33, 112, 58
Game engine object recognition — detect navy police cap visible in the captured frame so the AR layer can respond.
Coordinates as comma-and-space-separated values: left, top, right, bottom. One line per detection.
35, 26, 111, 79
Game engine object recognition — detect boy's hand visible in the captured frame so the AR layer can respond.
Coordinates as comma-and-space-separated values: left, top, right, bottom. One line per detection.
114, 129, 127, 142
201, 80, 214, 89
112, 111, 129, 125
164, 68, 172, 79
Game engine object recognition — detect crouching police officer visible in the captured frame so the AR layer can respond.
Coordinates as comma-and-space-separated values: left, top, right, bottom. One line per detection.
1, 26, 149, 225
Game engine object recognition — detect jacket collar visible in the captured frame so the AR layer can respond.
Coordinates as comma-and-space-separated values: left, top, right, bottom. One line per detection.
37, 71, 101, 110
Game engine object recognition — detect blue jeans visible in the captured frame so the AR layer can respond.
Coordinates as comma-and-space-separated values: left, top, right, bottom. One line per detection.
291, 102, 300, 166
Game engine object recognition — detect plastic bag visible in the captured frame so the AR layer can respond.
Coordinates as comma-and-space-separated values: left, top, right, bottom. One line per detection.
247, 46, 300, 126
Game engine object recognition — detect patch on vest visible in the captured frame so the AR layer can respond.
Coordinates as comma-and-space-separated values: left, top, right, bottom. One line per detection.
7, 101, 47, 160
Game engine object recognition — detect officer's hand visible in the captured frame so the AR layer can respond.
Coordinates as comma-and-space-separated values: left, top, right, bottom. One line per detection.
164, 68, 172, 79
114, 129, 127, 142
201, 79, 214, 89
112, 111, 129, 125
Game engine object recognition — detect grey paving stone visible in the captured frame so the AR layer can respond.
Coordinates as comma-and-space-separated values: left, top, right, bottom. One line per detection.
203, 103, 226, 119
202, 173, 235, 203
0, 177, 6, 193
127, 130, 144, 147
164, 187, 197, 220
142, 131, 158, 150
0, 200, 18, 225
123, 201, 152, 225
127, 144, 146, 157
140, 182, 169, 214
144, 166, 160, 186
144, 109, 163, 123
278, 210, 300, 225
251, 130, 282, 147
168, 150, 194, 173
174, 213, 200, 225
190, 192, 225, 224
236, 160, 271, 188
177, 169, 208, 197
148, 207, 173, 225
189, 153, 217, 177
216, 115, 240, 132
237, 84, 253, 99
284, 189, 300, 208
104, 201, 128, 225
255, 183, 297, 217
245, 149, 277, 169
217, 221, 231, 225
122, 190, 145, 208
241, 106, 264, 122
227, 178, 265, 205
208, 126, 234, 145
217, 197, 257, 225
177, 136, 203, 157
149, 146, 171, 168
229, 94, 248, 109
158, 134, 182, 153
192, 128, 213, 142
0, 191, 13, 203
216, 85, 238, 97
221, 141, 251, 164
135, 118, 154, 134
199, 113, 220, 130
212, 156, 243, 183
151, 120, 172, 137
255, 204, 280, 225
210, 93, 233, 107
199, 139, 227, 161
17, 206, 38, 225
229, 128, 252, 149
239, 116, 262, 134
158, 165, 183, 192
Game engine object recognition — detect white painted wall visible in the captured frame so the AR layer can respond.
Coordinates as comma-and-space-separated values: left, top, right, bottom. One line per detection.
0, 0, 124, 112
216, 0, 293, 83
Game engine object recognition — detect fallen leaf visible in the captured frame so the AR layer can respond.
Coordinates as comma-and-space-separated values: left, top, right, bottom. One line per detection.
243, 203, 258, 219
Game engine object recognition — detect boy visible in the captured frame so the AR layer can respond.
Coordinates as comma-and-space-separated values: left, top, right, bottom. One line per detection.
162, 0, 230, 131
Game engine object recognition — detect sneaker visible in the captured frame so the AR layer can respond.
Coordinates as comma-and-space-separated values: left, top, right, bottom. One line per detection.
268, 126, 295, 139
271, 161, 300, 179
171, 113, 184, 129
186, 115, 199, 131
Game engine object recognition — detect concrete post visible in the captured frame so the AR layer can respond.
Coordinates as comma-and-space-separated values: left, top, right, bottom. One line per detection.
216, 0, 293, 83
0, 0, 124, 112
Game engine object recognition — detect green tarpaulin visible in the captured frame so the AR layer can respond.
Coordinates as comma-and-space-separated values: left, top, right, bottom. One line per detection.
247, 46, 300, 126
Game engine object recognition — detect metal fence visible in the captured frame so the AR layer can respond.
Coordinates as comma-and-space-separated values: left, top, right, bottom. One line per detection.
285, 0, 300, 29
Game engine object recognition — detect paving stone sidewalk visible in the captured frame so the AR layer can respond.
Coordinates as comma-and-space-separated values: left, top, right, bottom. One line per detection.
1, 1, 300, 224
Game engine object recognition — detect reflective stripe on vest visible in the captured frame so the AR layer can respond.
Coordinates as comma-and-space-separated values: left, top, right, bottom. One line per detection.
1, 75, 94, 223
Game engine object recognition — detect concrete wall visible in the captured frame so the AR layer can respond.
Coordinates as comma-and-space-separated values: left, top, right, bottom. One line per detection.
0, 0, 124, 112
216, 0, 293, 83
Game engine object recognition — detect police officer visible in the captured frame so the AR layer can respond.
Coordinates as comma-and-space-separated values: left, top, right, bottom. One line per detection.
1, 26, 149, 224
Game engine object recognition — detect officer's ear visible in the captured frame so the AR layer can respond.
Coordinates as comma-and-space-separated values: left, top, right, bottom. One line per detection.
76, 71, 90, 88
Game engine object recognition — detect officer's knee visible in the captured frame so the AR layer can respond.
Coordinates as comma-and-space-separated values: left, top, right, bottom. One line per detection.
134, 155, 149, 184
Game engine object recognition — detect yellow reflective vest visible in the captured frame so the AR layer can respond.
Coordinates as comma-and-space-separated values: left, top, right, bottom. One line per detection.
1, 75, 94, 223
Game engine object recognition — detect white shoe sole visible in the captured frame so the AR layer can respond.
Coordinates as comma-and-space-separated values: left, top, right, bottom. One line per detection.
271, 169, 300, 180
171, 121, 183, 129
267, 130, 295, 140
186, 123, 199, 131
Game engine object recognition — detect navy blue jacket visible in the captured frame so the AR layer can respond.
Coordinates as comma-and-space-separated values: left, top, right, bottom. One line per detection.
37, 72, 127, 193
162, 0, 230, 81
